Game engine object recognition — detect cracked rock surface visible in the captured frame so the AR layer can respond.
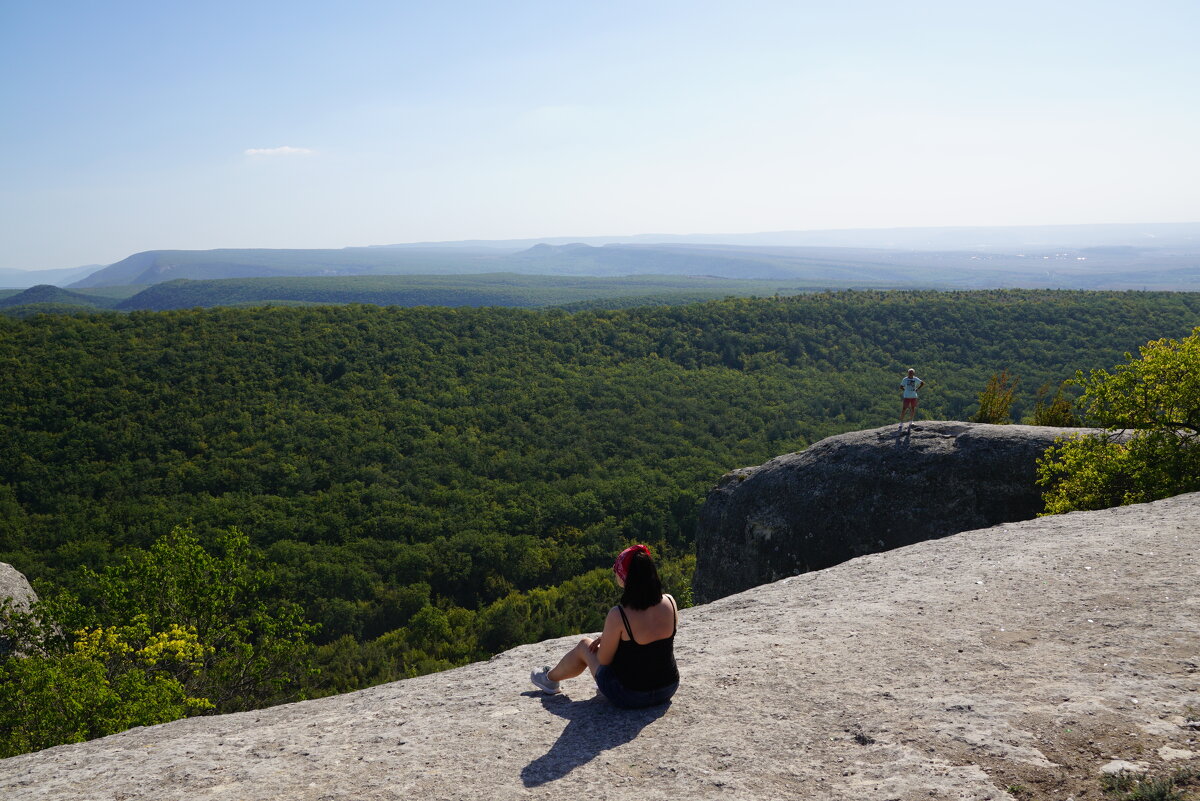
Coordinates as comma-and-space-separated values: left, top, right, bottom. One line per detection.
2, 493, 1198, 801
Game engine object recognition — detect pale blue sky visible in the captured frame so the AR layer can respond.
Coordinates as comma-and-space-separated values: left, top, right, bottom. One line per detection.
2, 0, 1198, 270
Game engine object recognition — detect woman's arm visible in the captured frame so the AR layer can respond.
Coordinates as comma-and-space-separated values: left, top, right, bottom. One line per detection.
589, 606, 624, 666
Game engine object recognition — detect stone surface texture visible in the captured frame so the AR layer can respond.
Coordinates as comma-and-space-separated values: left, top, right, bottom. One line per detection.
694, 421, 1105, 603
0, 562, 37, 614
2, 492, 1197, 801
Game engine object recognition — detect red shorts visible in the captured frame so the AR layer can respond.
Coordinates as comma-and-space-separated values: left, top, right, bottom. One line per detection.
902, 397, 918, 409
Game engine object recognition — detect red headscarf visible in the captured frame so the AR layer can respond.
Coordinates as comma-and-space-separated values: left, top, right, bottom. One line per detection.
613, 544, 652, 583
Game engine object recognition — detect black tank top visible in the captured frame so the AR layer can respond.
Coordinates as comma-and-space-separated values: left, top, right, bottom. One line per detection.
609, 596, 679, 692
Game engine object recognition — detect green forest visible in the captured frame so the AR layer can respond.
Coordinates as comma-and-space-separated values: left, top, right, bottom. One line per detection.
2, 289, 1199, 754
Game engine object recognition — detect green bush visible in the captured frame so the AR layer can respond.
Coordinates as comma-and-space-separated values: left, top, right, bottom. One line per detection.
0, 620, 212, 757
1030, 381, 1079, 427
0, 526, 315, 756
971, 370, 1019, 424
1039, 327, 1200, 514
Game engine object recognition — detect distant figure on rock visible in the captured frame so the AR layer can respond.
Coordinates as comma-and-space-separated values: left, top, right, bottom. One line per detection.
531, 544, 679, 708
900, 368, 924, 424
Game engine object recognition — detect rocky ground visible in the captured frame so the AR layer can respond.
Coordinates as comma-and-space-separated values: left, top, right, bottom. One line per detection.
2, 493, 1198, 801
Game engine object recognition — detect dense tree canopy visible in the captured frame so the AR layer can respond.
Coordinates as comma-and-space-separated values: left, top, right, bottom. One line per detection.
1, 289, 1198, 749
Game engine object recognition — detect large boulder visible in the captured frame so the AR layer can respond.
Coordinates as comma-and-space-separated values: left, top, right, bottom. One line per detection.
0, 563, 36, 615
694, 420, 1099, 603
0, 563, 38, 656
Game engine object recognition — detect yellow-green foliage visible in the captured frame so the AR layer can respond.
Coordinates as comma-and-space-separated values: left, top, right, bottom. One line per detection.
1039, 327, 1200, 514
0, 526, 312, 757
0, 617, 214, 758
73, 617, 211, 672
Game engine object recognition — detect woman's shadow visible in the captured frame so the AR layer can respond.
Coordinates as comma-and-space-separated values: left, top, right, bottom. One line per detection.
520, 692, 671, 787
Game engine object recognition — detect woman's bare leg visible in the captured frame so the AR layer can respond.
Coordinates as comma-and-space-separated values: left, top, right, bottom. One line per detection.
547, 637, 601, 682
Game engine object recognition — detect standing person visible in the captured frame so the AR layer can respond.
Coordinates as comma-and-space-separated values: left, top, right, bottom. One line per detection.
530, 544, 679, 709
900, 368, 924, 424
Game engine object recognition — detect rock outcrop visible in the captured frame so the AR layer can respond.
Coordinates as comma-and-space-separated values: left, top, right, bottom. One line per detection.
694, 421, 1102, 603
0, 563, 36, 615
0, 563, 37, 656
2, 493, 1198, 801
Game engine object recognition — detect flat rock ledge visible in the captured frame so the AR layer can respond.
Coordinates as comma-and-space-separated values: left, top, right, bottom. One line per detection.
3, 493, 1198, 801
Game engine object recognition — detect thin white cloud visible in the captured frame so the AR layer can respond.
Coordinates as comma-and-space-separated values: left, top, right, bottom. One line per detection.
244, 146, 315, 157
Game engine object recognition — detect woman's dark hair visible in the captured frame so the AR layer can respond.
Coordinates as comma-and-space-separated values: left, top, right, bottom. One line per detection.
620, 551, 664, 610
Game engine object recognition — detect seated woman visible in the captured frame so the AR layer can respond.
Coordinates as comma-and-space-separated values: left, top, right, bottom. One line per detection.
530, 544, 679, 709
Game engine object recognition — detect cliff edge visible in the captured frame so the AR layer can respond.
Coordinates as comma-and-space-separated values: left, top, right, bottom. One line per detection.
694, 421, 1104, 603
2, 493, 1197, 801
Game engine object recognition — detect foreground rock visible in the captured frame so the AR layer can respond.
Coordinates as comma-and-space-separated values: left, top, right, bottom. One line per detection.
694, 421, 1103, 602
0, 563, 37, 614
0, 563, 38, 655
3, 493, 1198, 801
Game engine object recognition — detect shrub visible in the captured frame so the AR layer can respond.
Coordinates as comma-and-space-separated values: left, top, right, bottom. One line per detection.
971, 370, 1019, 424
1039, 328, 1200, 513
1030, 381, 1079, 427
0, 526, 315, 757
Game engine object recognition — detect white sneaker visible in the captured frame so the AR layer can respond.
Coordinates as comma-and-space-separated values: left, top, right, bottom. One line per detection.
530, 666, 560, 694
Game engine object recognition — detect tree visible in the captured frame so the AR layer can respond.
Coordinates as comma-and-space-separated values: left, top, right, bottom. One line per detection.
1038, 328, 1200, 514
1029, 381, 1078, 427
971, 370, 1019, 424
73, 526, 317, 712
0, 613, 213, 757
0, 526, 315, 756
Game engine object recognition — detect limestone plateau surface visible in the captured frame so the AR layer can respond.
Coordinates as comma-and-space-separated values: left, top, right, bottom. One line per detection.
2, 493, 1198, 801
694, 421, 1110, 603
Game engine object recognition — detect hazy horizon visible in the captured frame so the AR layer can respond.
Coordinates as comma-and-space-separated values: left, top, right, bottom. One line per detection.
5, 220, 1200, 282
3, 1, 1199, 271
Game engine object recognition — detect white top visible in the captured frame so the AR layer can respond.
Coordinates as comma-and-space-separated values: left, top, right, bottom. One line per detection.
900, 376, 923, 398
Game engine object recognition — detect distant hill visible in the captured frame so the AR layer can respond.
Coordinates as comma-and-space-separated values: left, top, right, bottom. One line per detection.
69, 248, 508, 288
0, 284, 120, 310
514, 242, 1200, 289
0, 264, 105, 289
68, 226, 1200, 293
379, 221, 1200, 251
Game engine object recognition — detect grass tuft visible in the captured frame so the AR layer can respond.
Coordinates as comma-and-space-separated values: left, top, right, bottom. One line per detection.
1101, 767, 1200, 801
